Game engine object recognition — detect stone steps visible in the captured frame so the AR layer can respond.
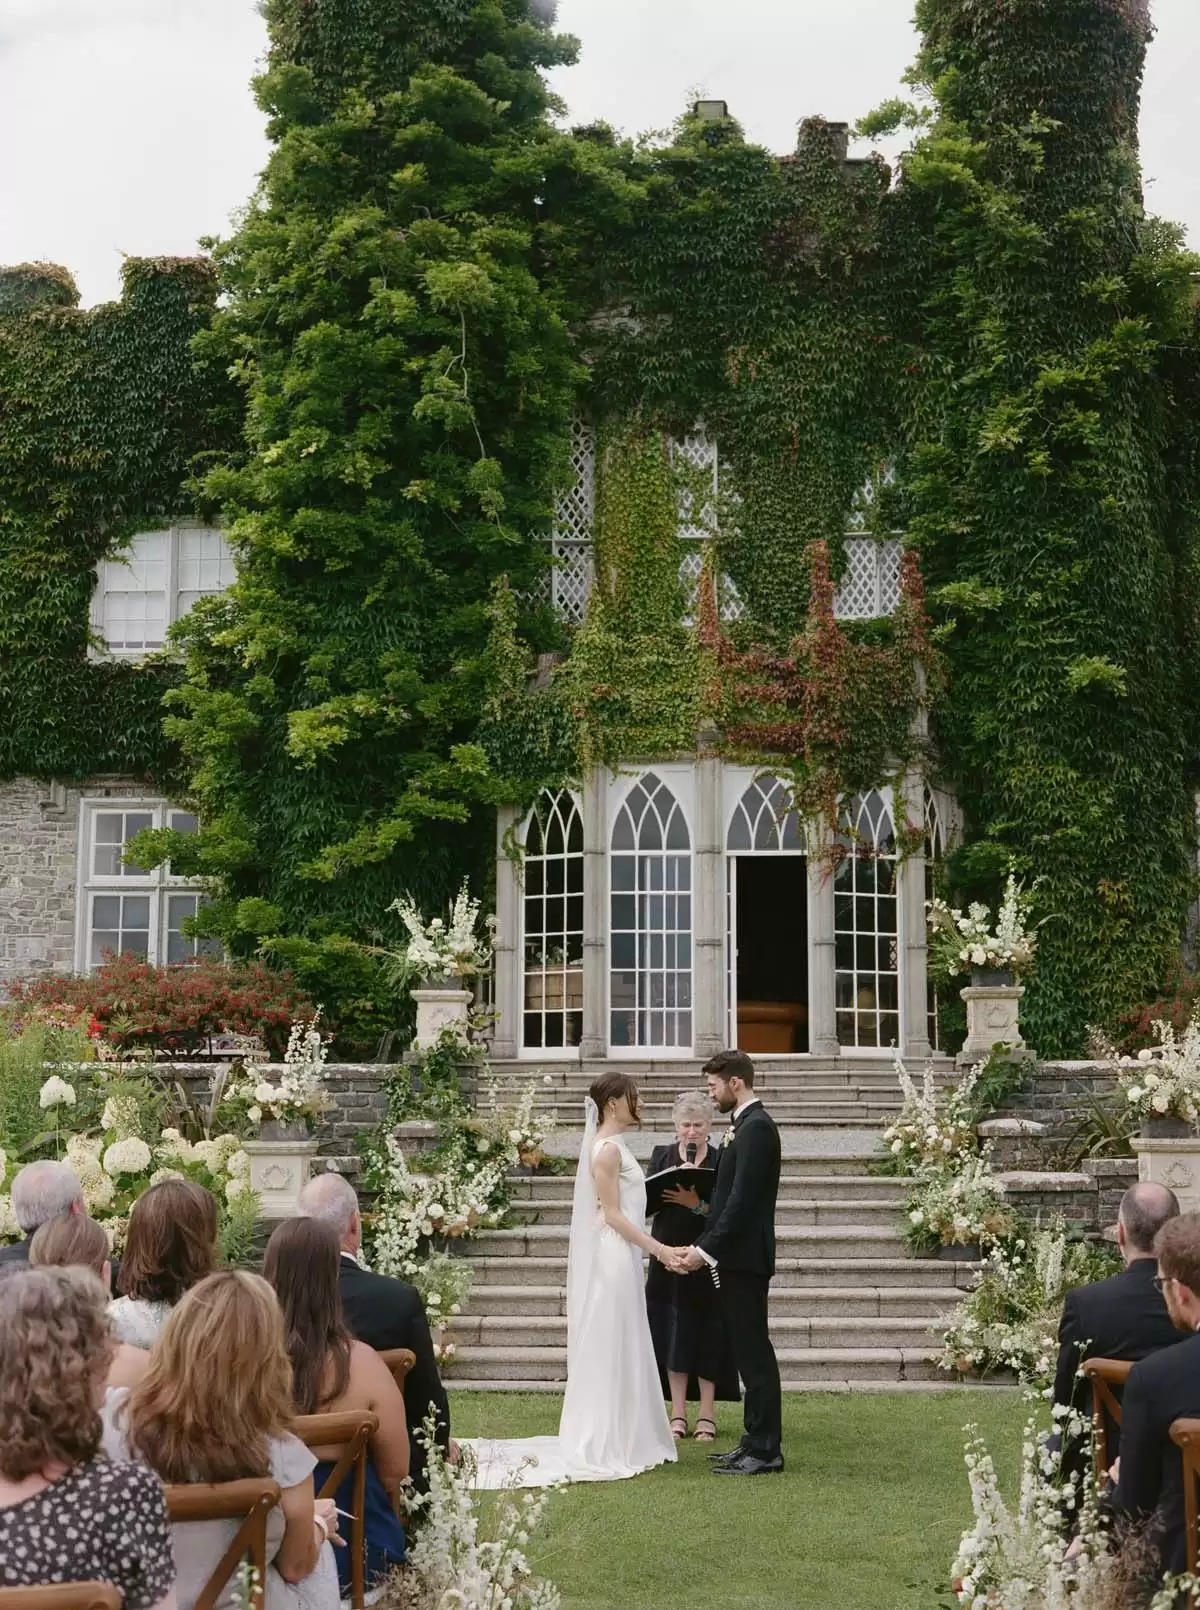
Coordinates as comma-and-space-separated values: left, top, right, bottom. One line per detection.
463, 1283, 958, 1320
507, 1172, 913, 1202
462, 1254, 976, 1290
509, 1196, 908, 1229
474, 1222, 911, 1261
448, 1312, 943, 1350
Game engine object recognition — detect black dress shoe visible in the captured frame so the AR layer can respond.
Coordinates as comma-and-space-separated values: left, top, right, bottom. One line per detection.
707, 1445, 746, 1464
712, 1451, 784, 1476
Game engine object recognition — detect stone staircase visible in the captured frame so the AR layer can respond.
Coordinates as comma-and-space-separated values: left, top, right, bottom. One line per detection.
443, 1132, 982, 1393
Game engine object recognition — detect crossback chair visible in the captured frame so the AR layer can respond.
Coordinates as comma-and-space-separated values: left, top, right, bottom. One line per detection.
0, 1587, 122, 1610
1171, 1418, 1200, 1596
165, 1476, 281, 1610
378, 1346, 417, 1394
1082, 1356, 1133, 1479
294, 1409, 379, 1610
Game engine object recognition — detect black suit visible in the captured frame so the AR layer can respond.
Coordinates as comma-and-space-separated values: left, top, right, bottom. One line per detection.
696, 1101, 782, 1459
0, 1237, 31, 1270
1112, 1328, 1200, 1576
1052, 1257, 1182, 1478
338, 1255, 451, 1492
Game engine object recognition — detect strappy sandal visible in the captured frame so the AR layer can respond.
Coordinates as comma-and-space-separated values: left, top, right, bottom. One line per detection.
694, 1418, 717, 1442
670, 1416, 689, 1440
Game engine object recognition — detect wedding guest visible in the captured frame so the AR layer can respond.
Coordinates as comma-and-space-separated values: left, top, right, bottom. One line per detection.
1052, 1181, 1180, 1482
0, 1159, 84, 1267
645, 1092, 739, 1442
1111, 1212, 1200, 1577
0, 1265, 176, 1609
299, 1171, 452, 1490
265, 1216, 410, 1597
104, 1270, 341, 1610
109, 1179, 217, 1348
29, 1211, 149, 1390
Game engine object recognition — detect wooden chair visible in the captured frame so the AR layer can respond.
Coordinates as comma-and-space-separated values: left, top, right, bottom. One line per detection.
378, 1346, 417, 1394
294, 1409, 379, 1610
1082, 1356, 1134, 1479
164, 1476, 281, 1610
1171, 1418, 1200, 1589
0, 1587, 122, 1610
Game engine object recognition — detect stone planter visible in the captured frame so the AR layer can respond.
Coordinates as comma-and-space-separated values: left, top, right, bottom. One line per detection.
244, 1137, 319, 1219
259, 1118, 311, 1143
1142, 1116, 1192, 1139
934, 1241, 982, 1263
1133, 1134, 1200, 1215
971, 967, 1014, 989
958, 979, 1028, 1066
411, 985, 473, 1051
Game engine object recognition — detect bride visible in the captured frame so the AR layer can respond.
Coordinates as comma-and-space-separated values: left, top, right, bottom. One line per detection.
463, 1073, 681, 1487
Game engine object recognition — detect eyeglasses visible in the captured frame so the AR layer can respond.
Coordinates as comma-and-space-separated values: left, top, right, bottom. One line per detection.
1154, 1275, 1173, 1292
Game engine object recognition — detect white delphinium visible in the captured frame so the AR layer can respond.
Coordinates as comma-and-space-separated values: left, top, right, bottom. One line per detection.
102, 1136, 153, 1177
38, 1075, 76, 1110
1115, 1012, 1200, 1127
0, 1146, 6, 1186
226, 1013, 331, 1129
387, 881, 494, 984
882, 1056, 977, 1173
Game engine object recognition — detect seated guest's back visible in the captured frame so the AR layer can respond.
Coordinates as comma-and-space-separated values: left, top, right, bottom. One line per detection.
29, 1211, 148, 1390
104, 1270, 341, 1610
1053, 1181, 1181, 1475
265, 1216, 410, 1594
110, 1178, 217, 1348
0, 1159, 85, 1267
299, 1171, 451, 1490
0, 1265, 176, 1609
1112, 1211, 1200, 1576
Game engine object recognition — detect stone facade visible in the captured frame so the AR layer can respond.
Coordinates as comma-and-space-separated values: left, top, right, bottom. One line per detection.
0, 775, 148, 981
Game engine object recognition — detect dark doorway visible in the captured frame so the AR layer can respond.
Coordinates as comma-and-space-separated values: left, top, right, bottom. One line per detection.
734, 856, 809, 1053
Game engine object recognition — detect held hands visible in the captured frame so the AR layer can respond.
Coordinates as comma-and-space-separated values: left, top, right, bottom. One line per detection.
654, 1243, 693, 1275
676, 1245, 706, 1273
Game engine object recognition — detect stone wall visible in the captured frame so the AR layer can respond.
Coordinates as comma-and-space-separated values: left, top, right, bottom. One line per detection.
999, 1158, 1137, 1236
0, 775, 144, 981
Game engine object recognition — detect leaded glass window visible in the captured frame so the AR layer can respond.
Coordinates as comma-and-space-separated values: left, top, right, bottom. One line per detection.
610, 774, 692, 1049
834, 789, 900, 1048
522, 790, 584, 1050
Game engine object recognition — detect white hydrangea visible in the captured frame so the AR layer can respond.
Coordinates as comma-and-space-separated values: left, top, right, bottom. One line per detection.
150, 1168, 185, 1186
39, 1075, 76, 1110
0, 1146, 6, 1186
226, 1149, 250, 1180
67, 1133, 103, 1167
101, 1094, 142, 1138
81, 1169, 115, 1212
0, 1193, 19, 1239
225, 1175, 253, 1202
192, 1133, 241, 1172
103, 1136, 152, 1178
157, 1129, 195, 1164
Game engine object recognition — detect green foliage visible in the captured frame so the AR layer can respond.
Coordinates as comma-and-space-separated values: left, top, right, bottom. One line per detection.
887, 0, 1200, 1052
155, 0, 635, 962
0, 257, 235, 780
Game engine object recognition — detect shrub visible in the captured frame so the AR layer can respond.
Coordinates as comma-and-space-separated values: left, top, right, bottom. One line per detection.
7, 955, 315, 1059
1115, 964, 1200, 1054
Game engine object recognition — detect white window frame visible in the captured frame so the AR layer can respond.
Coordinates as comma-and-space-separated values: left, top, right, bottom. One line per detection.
90, 520, 234, 661
519, 788, 585, 1057
74, 799, 218, 971
833, 786, 903, 1053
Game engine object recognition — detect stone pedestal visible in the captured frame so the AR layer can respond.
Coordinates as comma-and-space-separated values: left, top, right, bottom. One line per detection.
411, 987, 473, 1051
958, 983, 1027, 1065
243, 1138, 319, 1219
1133, 1136, 1200, 1215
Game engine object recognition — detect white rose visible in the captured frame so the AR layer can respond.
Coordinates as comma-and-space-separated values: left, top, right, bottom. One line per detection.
103, 1136, 152, 1177
247, 1105, 263, 1124
1152, 1091, 1171, 1114
1138, 1048, 1154, 1063
427, 1292, 442, 1308
254, 1082, 277, 1104
1127, 1086, 1143, 1103
508, 1129, 523, 1143
909, 1209, 925, 1225
1143, 1072, 1160, 1089
39, 1075, 76, 1110
427, 1202, 444, 1218
970, 948, 988, 967
890, 1139, 902, 1154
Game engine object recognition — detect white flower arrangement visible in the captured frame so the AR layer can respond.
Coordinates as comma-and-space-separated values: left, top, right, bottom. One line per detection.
222, 1014, 332, 1132
881, 1056, 978, 1174
38, 1074, 77, 1110
386, 880, 496, 986
905, 1150, 1013, 1254
102, 1136, 153, 1177
396, 1412, 562, 1610
1105, 1013, 1200, 1127
927, 872, 1043, 982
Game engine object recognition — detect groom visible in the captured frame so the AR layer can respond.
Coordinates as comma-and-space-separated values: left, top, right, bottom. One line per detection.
679, 1048, 783, 1475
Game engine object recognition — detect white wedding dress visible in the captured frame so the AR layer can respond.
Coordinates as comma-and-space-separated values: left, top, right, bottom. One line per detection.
460, 1105, 678, 1488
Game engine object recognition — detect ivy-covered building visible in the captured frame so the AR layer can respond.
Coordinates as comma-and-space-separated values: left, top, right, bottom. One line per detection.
3, 0, 1200, 1069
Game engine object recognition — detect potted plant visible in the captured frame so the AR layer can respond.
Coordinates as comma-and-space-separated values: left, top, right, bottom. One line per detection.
904, 1153, 1014, 1262
927, 873, 1045, 1062
220, 1014, 331, 1216
384, 882, 496, 1050
1104, 1013, 1200, 1216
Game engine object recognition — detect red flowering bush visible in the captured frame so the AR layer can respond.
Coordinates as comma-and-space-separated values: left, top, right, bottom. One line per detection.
7, 955, 316, 1058
1114, 966, 1200, 1054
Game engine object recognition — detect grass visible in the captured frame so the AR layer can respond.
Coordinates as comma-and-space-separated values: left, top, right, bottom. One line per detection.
450, 1389, 1023, 1610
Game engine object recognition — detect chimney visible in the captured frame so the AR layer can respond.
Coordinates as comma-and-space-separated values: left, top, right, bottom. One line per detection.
693, 99, 729, 122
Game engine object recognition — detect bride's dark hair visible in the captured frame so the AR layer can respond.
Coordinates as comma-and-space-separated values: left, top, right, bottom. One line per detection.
589, 1073, 640, 1126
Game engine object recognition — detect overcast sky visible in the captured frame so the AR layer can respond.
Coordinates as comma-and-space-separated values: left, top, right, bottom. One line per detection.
1, 0, 1197, 308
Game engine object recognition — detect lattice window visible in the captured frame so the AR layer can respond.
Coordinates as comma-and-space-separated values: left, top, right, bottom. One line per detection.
92, 523, 234, 658
834, 789, 900, 1048
610, 773, 692, 1050
522, 789, 584, 1050
78, 802, 221, 970
835, 537, 903, 620
727, 776, 803, 852
846, 461, 898, 534
672, 426, 745, 624
548, 418, 596, 624
924, 786, 946, 1051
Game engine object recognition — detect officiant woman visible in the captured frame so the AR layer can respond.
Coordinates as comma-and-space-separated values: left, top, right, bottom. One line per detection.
645, 1091, 739, 1441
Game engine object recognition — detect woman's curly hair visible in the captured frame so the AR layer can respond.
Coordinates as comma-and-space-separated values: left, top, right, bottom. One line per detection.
0, 1265, 113, 1480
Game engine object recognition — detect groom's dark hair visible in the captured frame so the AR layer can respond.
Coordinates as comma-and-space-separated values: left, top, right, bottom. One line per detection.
702, 1049, 755, 1087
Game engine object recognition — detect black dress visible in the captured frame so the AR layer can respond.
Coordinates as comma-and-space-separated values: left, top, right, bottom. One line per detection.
644, 1141, 740, 1402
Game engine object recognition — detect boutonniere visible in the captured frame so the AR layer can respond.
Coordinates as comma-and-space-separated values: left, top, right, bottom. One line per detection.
721, 1128, 735, 1148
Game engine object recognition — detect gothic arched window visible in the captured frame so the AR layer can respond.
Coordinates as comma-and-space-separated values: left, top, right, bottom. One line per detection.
610, 774, 692, 1049
522, 789, 584, 1050
834, 789, 899, 1048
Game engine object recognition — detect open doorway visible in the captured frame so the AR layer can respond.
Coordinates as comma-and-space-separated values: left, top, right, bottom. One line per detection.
731, 855, 809, 1053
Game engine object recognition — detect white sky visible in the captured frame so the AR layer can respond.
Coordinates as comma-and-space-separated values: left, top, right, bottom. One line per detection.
0, 0, 1196, 308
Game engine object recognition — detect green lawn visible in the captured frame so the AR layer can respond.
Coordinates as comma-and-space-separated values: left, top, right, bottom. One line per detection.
450, 1390, 1023, 1610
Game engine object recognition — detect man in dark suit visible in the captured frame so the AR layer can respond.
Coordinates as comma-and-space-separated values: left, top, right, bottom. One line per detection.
1111, 1211, 1200, 1577
1052, 1180, 1181, 1479
0, 1161, 84, 1270
299, 1171, 453, 1491
679, 1048, 783, 1475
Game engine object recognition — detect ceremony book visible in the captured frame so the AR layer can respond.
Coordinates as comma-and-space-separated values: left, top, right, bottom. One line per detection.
643, 1164, 717, 1218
